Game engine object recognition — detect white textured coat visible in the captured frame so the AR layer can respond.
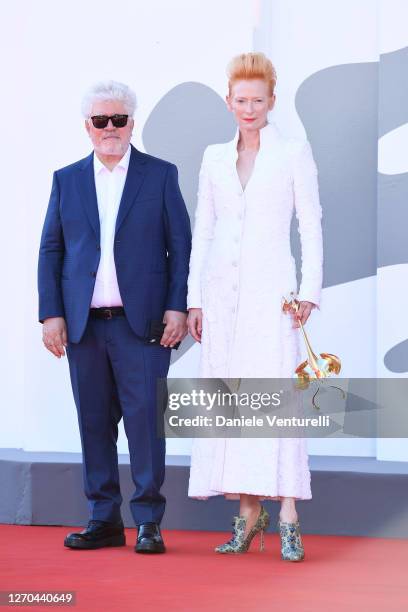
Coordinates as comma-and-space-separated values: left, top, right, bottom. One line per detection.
187, 121, 323, 499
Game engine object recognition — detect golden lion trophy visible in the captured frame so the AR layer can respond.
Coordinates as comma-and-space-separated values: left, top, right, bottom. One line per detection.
282, 292, 342, 408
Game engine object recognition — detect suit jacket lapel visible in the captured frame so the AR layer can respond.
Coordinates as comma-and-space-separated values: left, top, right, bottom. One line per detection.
77, 152, 100, 241
77, 145, 148, 240
115, 145, 148, 235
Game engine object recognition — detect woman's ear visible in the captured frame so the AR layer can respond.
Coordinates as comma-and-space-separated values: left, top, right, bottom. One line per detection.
225, 94, 232, 112
269, 94, 276, 111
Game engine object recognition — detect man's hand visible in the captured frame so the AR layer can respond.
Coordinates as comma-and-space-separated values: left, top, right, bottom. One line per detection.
161, 310, 188, 348
291, 301, 316, 328
42, 317, 68, 358
187, 308, 203, 343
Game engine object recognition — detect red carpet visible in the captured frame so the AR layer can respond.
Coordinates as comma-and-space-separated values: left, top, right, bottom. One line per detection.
0, 525, 407, 611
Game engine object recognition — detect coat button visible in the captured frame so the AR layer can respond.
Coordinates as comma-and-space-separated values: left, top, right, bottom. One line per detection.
96, 245, 101, 251
91, 271, 96, 277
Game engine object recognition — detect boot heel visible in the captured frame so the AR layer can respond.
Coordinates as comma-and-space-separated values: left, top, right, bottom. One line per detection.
259, 528, 265, 552
215, 505, 270, 554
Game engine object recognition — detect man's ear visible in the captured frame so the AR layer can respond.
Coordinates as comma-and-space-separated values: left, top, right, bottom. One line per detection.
85, 119, 90, 136
127, 117, 134, 139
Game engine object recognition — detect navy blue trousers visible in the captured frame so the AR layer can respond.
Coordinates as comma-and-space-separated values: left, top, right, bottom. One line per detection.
66, 314, 171, 525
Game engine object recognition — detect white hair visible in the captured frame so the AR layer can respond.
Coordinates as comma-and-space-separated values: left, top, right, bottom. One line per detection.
81, 80, 137, 118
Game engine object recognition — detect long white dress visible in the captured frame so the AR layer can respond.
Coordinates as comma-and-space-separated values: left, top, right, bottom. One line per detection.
187, 121, 323, 500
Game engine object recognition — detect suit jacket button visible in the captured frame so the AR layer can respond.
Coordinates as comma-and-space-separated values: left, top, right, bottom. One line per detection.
91, 271, 96, 277
96, 245, 101, 251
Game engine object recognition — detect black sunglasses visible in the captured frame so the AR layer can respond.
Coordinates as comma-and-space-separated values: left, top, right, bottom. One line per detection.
90, 114, 129, 129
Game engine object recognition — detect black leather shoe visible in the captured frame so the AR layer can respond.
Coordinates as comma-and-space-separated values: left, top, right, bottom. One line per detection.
135, 522, 165, 554
64, 520, 126, 549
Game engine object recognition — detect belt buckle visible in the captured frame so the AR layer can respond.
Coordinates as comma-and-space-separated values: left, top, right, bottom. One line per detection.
104, 308, 113, 320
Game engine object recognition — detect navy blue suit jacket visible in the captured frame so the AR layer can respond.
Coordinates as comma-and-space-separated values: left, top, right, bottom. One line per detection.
38, 145, 192, 343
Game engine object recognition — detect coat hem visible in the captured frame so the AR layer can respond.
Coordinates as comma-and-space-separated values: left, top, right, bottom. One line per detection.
188, 490, 312, 501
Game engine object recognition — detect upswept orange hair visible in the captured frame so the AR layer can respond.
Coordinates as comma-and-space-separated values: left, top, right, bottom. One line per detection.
227, 52, 277, 96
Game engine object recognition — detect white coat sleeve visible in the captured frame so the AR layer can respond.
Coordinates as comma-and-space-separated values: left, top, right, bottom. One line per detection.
293, 140, 323, 308
187, 149, 216, 309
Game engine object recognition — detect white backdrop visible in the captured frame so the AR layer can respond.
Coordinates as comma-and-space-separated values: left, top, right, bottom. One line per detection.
376, 0, 408, 460
1, 0, 254, 453
1, 0, 407, 461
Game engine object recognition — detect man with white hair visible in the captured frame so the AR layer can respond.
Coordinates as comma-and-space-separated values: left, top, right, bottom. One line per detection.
38, 80, 191, 553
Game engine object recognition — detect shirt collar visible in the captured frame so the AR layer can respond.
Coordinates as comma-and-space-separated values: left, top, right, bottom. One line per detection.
93, 144, 131, 175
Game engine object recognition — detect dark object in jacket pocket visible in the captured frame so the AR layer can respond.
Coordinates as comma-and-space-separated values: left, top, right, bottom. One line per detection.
146, 320, 181, 349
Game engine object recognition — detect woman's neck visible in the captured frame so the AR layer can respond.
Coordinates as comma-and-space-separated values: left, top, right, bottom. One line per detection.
237, 121, 268, 151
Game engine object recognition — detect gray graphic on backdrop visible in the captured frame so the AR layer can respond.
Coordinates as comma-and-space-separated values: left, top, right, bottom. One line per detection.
377, 46, 408, 269
384, 341, 408, 374
143, 82, 236, 219
294, 61, 378, 287
378, 47, 408, 373
143, 83, 236, 361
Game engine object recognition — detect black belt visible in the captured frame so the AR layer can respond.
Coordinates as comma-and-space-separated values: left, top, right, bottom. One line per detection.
89, 307, 125, 320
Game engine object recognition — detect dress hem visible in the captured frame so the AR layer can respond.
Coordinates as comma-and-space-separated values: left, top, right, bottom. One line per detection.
188, 491, 312, 501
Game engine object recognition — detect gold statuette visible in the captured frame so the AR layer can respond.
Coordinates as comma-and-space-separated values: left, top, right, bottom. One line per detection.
282, 293, 342, 407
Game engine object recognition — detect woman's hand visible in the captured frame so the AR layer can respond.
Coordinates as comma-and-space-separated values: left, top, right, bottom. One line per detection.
188, 308, 203, 342
291, 301, 315, 328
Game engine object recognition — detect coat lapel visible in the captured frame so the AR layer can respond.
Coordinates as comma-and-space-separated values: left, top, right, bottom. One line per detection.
77, 152, 100, 241
115, 145, 148, 235
221, 121, 283, 191
77, 145, 148, 240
